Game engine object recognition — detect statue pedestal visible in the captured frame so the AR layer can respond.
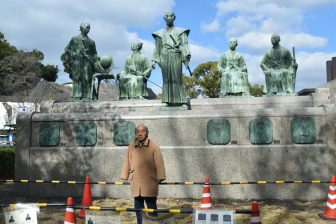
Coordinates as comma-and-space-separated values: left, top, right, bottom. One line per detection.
16, 90, 336, 200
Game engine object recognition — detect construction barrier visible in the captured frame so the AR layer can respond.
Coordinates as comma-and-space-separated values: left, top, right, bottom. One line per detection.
0, 203, 253, 214
0, 179, 332, 185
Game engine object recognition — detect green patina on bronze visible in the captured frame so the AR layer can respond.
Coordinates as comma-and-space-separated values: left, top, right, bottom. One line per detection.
39, 122, 60, 147
61, 22, 99, 100
113, 121, 136, 146
249, 118, 273, 144
119, 40, 152, 100
260, 34, 298, 96
218, 38, 250, 97
152, 10, 190, 106
207, 119, 231, 145
75, 121, 97, 146
291, 117, 316, 144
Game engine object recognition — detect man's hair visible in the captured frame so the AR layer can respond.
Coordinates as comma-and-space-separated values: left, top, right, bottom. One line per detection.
135, 123, 148, 133
80, 22, 90, 31
131, 40, 143, 51
271, 34, 280, 41
164, 10, 175, 18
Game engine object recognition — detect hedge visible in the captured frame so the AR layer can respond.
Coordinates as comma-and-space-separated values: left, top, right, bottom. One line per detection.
0, 146, 15, 179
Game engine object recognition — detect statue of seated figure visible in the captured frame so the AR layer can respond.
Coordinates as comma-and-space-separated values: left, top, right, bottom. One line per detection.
218, 38, 250, 96
119, 40, 152, 100
260, 34, 298, 96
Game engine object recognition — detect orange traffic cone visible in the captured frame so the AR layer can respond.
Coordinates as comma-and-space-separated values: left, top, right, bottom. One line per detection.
250, 201, 262, 224
77, 176, 93, 219
64, 197, 76, 224
319, 176, 336, 220
200, 177, 212, 210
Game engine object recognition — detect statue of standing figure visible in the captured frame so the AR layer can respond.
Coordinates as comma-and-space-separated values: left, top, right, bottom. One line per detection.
152, 10, 191, 106
61, 22, 99, 100
218, 38, 250, 96
260, 34, 298, 96
119, 40, 152, 100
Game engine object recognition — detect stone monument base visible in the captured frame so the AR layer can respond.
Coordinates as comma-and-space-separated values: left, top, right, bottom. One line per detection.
15, 88, 336, 200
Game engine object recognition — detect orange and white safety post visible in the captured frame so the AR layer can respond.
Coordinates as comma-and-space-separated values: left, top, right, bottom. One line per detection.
200, 177, 212, 210
319, 175, 336, 220
250, 201, 262, 224
64, 197, 77, 224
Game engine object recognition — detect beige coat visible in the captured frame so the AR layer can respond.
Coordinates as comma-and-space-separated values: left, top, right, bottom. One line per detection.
120, 138, 166, 197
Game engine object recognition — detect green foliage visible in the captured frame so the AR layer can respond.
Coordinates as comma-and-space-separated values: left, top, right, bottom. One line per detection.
40, 64, 59, 82
183, 75, 197, 98
0, 32, 18, 60
0, 146, 15, 178
184, 61, 221, 98
29, 49, 44, 61
0, 31, 60, 98
249, 84, 265, 97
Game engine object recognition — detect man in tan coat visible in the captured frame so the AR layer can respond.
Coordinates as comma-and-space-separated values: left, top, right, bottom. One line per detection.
120, 123, 166, 224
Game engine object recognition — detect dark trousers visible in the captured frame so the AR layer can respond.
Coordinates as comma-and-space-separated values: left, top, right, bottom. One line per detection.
134, 196, 157, 224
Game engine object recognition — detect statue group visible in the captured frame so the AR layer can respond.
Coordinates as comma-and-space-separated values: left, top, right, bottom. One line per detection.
218, 35, 298, 97
61, 11, 298, 103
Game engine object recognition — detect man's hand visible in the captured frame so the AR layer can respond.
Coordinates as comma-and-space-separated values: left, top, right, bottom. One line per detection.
121, 178, 128, 182
157, 179, 165, 184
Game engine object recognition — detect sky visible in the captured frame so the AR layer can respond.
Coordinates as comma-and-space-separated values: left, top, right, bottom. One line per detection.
1, 0, 336, 94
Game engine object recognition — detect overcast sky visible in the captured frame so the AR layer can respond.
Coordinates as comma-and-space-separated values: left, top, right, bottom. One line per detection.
1, 0, 336, 93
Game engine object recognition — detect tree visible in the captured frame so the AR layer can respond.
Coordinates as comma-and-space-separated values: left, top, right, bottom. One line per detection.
0, 32, 17, 60
249, 84, 265, 97
183, 74, 197, 98
184, 61, 221, 98
40, 64, 59, 82
0, 51, 41, 98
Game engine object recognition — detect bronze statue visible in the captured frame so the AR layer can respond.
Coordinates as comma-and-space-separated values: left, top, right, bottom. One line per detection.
218, 38, 250, 96
152, 10, 191, 106
119, 40, 152, 100
260, 34, 298, 96
61, 22, 99, 100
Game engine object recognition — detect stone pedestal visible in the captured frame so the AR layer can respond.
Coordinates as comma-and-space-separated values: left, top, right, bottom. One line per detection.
15, 92, 336, 200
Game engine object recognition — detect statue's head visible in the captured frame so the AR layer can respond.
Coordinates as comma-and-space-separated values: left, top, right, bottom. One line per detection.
80, 22, 90, 35
131, 40, 143, 51
228, 38, 238, 50
271, 34, 280, 46
164, 10, 176, 27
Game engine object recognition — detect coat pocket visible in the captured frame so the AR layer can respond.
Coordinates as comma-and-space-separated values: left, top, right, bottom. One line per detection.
129, 170, 134, 181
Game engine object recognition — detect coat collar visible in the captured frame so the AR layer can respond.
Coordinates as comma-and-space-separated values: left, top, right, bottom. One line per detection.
134, 138, 150, 148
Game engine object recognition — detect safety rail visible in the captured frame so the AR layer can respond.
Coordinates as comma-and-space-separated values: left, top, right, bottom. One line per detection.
0, 179, 332, 185
0, 203, 253, 214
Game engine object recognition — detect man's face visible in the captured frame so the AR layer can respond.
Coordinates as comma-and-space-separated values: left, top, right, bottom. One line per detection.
164, 13, 175, 27
271, 36, 280, 46
229, 40, 237, 50
136, 126, 148, 142
81, 25, 90, 35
